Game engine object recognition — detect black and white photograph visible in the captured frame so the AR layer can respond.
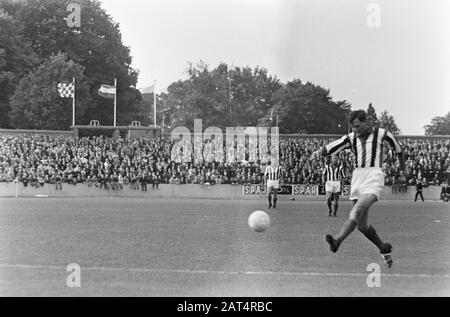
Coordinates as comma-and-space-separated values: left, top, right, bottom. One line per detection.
0, 0, 449, 299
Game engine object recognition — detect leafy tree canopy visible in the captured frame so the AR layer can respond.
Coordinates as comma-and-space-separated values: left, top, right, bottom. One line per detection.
424, 112, 450, 135
1, 0, 141, 128
10, 53, 91, 130
378, 110, 401, 135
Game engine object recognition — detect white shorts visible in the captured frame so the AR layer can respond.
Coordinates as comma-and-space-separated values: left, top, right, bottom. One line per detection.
325, 181, 341, 194
350, 167, 384, 201
267, 180, 280, 190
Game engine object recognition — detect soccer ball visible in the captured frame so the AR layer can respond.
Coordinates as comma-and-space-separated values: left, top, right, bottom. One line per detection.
248, 210, 270, 233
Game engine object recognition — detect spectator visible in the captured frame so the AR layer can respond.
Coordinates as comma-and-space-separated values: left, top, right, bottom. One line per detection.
441, 183, 449, 202
152, 172, 160, 190
139, 170, 147, 191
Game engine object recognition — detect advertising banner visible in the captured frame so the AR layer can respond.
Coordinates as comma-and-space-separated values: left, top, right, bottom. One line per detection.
242, 184, 351, 196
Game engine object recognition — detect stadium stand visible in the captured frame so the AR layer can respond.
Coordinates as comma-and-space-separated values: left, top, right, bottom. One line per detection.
0, 134, 449, 189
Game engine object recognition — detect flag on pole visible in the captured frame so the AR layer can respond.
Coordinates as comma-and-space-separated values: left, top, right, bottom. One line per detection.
139, 83, 157, 126
58, 82, 75, 98
139, 85, 155, 102
98, 84, 116, 99
58, 78, 76, 126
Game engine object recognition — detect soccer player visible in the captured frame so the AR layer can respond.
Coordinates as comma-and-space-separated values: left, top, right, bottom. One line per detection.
264, 161, 282, 209
323, 156, 346, 217
311, 110, 404, 268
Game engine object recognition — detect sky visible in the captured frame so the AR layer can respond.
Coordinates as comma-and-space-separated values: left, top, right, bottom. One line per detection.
100, 0, 450, 135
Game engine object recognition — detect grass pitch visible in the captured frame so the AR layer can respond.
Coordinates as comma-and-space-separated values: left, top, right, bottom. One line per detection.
0, 197, 449, 296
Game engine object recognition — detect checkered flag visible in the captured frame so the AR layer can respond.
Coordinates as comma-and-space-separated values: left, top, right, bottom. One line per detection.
58, 82, 75, 98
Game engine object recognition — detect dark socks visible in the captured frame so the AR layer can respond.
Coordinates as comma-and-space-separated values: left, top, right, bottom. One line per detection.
359, 225, 384, 251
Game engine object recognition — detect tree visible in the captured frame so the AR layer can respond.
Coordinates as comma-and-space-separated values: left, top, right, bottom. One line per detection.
1, 0, 141, 126
366, 103, 379, 127
264, 79, 351, 134
228, 65, 282, 127
424, 112, 450, 135
0, 10, 38, 128
9, 53, 91, 130
159, 62, 282, 130
378, 110, 401, 135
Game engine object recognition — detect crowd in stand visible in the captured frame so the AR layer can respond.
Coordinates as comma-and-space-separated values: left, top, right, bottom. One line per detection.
0, 134, 449, 190
384, 138, 450, 190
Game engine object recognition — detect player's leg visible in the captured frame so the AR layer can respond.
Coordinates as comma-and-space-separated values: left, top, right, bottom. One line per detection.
332, 182, 341, 216
420, 191, 424, 202
336, 198, 369, 244
354, 194, 393, 267
354, 194, 385, 250
326, 199, 357, 252
325, 182, 333, 216
267, 185, 273, 208
326, 170, 361, 252
414, 191, 419, 202
333, 193, 339, 217
326, 194, 377, 252
273, 186, 278, 209
326, 192, 333, 216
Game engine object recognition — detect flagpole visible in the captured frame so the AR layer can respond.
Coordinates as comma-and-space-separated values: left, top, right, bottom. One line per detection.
153, 80, 156, 126
72, 77, 76, 127
114, 78, 117, 127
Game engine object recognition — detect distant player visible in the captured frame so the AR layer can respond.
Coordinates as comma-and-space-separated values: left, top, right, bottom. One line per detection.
414, 178, 425, 202
323, 156, 346, 217
264, 161, 282, 209
312, 110, 404, 268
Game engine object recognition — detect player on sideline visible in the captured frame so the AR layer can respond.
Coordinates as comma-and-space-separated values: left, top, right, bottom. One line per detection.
440, 183, 449, 202
264, 161, 282, 209
312, 110, 404, 268
323, 156, 346, 217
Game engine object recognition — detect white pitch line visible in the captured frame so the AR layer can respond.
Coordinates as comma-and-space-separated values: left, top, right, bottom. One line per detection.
0, 263, 449, 278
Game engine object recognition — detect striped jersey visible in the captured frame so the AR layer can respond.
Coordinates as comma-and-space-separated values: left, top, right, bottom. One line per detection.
264, 165, 282, 181
323, 165, 346, 181
325, 128, 402, 168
